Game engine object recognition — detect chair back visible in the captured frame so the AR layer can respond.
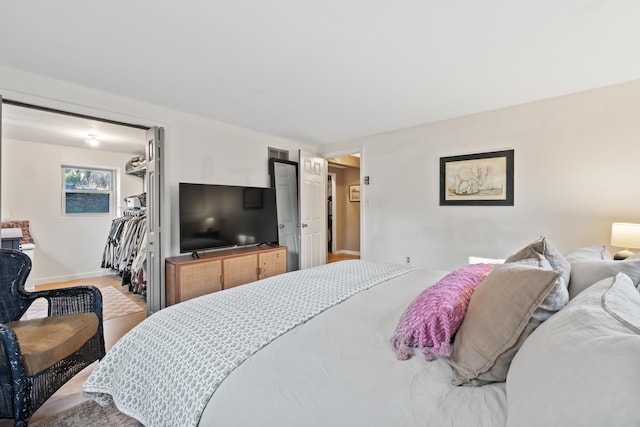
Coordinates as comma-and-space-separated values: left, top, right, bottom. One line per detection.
0, 249, 33, 323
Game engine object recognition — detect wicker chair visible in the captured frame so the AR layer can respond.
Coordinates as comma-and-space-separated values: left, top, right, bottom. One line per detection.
0, 249, 106, 426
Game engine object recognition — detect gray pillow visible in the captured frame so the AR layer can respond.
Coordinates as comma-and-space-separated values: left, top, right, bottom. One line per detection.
505, 237, 570, 324
564, 245, 612, 263
505, 237, 570, 287
506, 273, 640, 427
568, 258, 640, 299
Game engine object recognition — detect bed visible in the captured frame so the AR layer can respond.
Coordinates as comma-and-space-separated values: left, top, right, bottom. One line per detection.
82, 239, 640, 427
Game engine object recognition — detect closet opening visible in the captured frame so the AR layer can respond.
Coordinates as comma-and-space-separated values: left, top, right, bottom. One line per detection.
1, 100, 151, 309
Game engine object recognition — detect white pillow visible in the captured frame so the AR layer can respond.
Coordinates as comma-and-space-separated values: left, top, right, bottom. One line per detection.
506, 273, 640, 427
468, 256, 505, 265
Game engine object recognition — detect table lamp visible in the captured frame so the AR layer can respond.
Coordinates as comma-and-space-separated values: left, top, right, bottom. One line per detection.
610, 222, 640, 260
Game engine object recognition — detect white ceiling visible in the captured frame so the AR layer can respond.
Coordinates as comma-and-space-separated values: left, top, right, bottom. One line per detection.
1, 104, 147, 154
1, 1, 640, 149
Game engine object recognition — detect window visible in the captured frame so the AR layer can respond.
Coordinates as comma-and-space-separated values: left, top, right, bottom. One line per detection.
62, 166, 115, 215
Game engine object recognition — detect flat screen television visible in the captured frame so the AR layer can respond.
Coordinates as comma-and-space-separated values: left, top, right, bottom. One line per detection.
179, 183, 279, 253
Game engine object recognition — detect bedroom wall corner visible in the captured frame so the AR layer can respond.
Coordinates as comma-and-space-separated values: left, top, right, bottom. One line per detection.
324, 79, 640, 271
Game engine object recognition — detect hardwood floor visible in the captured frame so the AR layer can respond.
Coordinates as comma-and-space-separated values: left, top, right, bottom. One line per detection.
0, 276, 147, 426
327, 252, 360, 263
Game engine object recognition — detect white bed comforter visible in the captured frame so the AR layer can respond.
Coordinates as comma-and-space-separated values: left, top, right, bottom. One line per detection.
200, 265, 508, 427
82, 260, 415, 426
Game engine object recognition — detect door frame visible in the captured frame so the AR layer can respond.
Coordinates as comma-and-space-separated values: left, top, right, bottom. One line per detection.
0, 95, 168, 312
145, 127, 165, 314
328, 172, 337, 255
0, 96, 3, 223
319, 147, 364, 259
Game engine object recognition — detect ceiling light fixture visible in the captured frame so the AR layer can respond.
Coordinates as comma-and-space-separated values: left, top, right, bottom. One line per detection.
85, 134, 100, 147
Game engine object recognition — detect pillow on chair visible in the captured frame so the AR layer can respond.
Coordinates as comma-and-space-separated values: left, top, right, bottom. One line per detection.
7, 313, 99, 376
1, 220, 34, 244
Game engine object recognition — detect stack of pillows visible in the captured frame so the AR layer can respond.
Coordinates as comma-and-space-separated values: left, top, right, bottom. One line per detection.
391, 237, 640, 389
1, 220, 34, 245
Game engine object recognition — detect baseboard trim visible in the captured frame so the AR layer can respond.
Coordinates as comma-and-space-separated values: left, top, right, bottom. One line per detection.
335, 250, 361, 256
34, 269, 118, 286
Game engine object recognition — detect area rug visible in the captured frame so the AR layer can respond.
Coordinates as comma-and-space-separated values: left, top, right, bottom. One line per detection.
30, 400, 142, 427
22, 286, 144, 321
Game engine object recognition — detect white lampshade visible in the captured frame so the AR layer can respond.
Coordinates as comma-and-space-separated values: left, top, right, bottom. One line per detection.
611, 223, 640, 248
611, 223, 640, 260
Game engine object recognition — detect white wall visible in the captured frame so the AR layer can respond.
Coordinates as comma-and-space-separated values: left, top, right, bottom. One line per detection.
1, 138, 142, 284
4, 66, 638, 278
0, 67, 316, 268
165, 112, 316, 256
320, 80, 640, 271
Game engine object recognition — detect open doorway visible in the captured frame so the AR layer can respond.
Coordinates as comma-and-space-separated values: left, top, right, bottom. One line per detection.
326, 154, 361, 263
0, 101, 150, 304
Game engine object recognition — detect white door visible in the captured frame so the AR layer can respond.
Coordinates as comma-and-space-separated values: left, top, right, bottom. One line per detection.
299, 149, 327, 269
146, 127, 165, 314
0, 95, 3, 220
273, 161, 300, 271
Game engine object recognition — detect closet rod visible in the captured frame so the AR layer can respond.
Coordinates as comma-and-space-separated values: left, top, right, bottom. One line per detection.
3, 99, 149, 130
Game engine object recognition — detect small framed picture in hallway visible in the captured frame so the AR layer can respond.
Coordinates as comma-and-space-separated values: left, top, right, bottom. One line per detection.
349, 185, 361, 202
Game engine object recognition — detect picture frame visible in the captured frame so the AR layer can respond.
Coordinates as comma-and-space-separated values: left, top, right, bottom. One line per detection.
439, 149, 514, 206
349, 185, 361, 202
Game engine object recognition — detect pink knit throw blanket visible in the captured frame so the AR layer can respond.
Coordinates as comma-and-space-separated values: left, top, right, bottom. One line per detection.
391, 263, 494, 361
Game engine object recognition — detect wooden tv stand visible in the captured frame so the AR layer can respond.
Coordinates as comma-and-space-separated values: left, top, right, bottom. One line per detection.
165, 245, 287, 306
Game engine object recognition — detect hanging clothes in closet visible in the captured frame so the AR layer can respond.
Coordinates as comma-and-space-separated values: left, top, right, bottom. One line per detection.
101, 209, 148, 298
